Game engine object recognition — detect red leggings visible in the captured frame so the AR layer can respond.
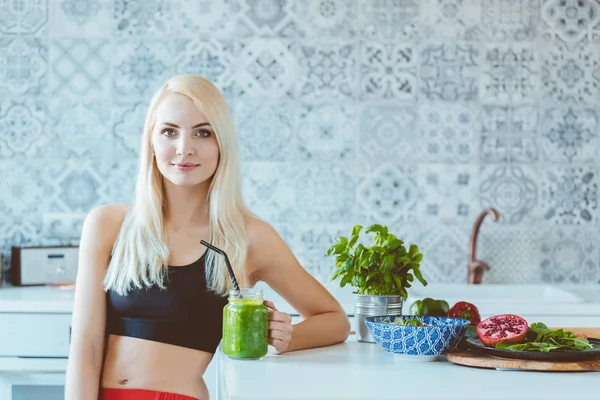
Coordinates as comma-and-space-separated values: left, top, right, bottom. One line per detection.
99, 388, 198, 400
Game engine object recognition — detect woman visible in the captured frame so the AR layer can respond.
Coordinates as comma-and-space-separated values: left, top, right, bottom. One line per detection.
64, 75, 350, 400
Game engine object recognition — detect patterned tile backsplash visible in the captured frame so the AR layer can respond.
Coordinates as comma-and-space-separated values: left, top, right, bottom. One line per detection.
1, 0, 600, 286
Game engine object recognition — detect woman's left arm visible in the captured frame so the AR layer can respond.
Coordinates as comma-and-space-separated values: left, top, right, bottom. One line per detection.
247, 219, 351, 353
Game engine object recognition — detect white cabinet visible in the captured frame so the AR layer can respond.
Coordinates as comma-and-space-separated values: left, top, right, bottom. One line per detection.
0, 313, 71, 357
0, 310, 71, 400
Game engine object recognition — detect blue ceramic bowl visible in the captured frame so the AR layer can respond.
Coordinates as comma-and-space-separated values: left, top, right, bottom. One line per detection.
365, 315, 470, 358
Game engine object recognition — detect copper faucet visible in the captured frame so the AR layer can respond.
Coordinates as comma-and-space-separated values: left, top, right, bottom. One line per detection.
468, 208, 499, 284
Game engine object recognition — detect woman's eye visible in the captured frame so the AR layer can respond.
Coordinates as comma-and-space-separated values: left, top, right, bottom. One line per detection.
161, 128, 176, 137
196, 130, 211, 138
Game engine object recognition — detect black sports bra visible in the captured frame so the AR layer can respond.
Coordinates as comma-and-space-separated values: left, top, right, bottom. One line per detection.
105, 252, 228, 353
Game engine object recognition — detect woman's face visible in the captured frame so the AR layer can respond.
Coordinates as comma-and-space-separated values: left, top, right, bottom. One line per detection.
151, 93, 220, 187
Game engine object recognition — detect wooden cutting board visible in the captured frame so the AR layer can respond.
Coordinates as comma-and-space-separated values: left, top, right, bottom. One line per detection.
447, 328, 600, 372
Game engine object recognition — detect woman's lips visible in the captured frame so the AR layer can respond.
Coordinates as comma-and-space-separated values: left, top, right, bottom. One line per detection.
172, 163, 199, 172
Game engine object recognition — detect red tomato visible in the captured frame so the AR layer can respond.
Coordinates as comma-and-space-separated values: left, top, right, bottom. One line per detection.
446, 301, 481, 326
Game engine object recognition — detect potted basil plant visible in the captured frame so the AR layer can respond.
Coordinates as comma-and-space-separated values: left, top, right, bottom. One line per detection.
326, 224, 427, 342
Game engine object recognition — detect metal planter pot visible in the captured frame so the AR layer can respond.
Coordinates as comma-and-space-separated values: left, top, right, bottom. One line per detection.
354, 293, 403, 343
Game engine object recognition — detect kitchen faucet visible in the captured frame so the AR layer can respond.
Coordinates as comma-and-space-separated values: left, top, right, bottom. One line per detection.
468, 208, 499, 284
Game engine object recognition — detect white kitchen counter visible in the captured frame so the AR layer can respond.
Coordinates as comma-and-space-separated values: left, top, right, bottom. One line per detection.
217, 336, 600, 400
2, 283, 599, 317
1, 283, 600, 400
0, 285, 74, 313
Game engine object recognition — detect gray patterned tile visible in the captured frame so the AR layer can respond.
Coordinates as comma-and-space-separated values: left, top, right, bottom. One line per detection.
419, 103, 479, 163
297, 103, 356, 161
420, 42, 479, 101
360, 42, 417, 101
540, 106, 599, 163
0, 37, 48, 96
419, 224, 471, 283
294, 224, 354, 281
357, 163, 417, 223
173, 0, 242, 37
236, 0, 298, 37
114, 0, 173, 36
360, 104, 417, 164
113, 102, 145, 158
480, 104, 540, 163
49, 0, 113, 36
358, 0, 419, 41
541, 38, 600, 104
99, 160, 137, 204
42, 212, 86, 244
234, 100, 295, 161
0, 0, 48, 34
0, 161, 55, 215
478, 226, 542, 283
297, 42, 357, 100
480, 43, 540, 103
2, 0, 600, 287
419, 0, 481, 40
481, 0, 540, 41
174, 39, 237, 102
113, 40, 174, 98
541, 0, 600, 49
49, 100, 114, 159
234, 39, 299, 99
241, 162, 297, 226
0, 215, 43, 283
417, 164, 480, 224
480, 164, 539, 224
480, 136, 539, 163
49, 38, 112, 97
295, 163, 356, 224
43, 161, 105, 212
541, 165, 598, 225
296, 0, 357, 39
482, 104, 539, 135
540, 226, 600, 284
0, 99, 50, 160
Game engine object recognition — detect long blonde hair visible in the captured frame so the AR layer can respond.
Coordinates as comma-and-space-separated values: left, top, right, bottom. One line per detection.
104, 75, 254, 296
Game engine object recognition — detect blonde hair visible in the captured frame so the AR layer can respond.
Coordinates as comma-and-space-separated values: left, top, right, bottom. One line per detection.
104, 75, 254, 296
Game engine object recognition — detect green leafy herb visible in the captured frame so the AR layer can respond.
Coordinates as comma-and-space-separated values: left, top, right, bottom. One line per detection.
383, 317, 424, 327
326, 224, 426, 299
496, 323, 594, 352
409, 298, 449, 316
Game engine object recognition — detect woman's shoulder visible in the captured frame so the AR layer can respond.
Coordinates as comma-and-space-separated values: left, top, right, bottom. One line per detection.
82, 204, 132, 246
245, 217, 289, 256
86, 203, 131, 225
245, 216, 276, 243
245, 217, 278, 282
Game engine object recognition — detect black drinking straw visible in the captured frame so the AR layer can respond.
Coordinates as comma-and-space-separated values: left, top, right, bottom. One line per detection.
200, 240, 242, 297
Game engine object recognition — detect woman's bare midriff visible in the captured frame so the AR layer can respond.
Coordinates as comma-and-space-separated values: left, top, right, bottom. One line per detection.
101, 334, 214, 400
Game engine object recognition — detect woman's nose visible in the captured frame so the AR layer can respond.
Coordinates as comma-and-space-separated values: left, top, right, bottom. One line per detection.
175, 137, 194, 156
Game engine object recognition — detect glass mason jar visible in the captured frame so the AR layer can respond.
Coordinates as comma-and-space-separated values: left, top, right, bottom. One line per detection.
222, 288, 268, 359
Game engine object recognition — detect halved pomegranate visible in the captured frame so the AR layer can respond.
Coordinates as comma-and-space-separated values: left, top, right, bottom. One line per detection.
476, 314, 528, 348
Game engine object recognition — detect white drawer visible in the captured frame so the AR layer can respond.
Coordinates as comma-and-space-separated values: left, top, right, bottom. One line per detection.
0, 313, 71, 357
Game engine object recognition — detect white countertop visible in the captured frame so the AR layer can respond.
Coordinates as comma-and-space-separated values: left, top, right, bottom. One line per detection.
1, 282, 600, 318
255, 282, 600, 318
216, 336, 600, 400
0, 286, 74, 313
1, 283, 599, 400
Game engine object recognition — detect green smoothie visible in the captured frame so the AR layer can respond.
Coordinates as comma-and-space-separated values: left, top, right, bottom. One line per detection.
222, 290, 268, 359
